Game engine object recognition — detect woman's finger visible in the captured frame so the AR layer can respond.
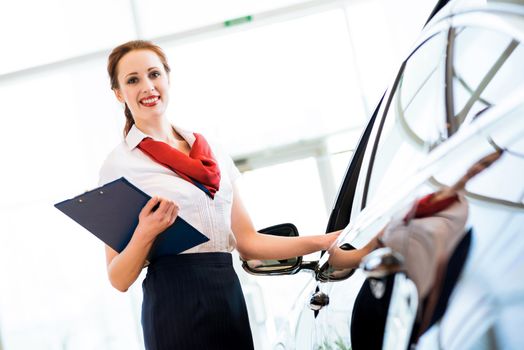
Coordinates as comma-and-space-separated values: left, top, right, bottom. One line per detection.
141, 196, 161, 216
168, 202, 179, 224
155, 198, 172, 215
165, 204, 176, 225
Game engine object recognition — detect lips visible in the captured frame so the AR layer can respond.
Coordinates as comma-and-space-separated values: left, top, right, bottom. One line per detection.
140, 95, 160, 107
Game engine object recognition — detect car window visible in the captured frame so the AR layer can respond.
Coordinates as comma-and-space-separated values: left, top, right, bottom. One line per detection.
432, 24, 524, 206
364, 31, 448, 207
363, 22, 524, 208
432, 102, 524, 206
451, 26, 523, 135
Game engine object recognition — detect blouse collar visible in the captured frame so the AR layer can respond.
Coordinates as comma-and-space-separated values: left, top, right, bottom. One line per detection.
125, 124, 196, 150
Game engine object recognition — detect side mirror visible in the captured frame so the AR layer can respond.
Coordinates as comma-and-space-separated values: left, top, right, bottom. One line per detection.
241, 223, 303, 275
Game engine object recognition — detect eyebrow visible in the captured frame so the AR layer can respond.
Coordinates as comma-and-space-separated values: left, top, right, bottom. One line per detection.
125, 67, 159, 78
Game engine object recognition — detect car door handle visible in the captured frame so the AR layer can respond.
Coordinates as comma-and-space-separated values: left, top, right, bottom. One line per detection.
309, 291, 330, 311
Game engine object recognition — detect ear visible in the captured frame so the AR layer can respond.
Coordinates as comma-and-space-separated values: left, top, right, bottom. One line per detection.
113, 88, 125, 103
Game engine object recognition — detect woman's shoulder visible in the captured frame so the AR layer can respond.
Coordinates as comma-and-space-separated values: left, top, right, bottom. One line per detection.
98, 141, 130, 185
101, 141, 129, 166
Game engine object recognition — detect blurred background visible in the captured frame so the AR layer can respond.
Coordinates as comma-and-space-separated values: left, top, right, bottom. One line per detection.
0, 0, 436, 348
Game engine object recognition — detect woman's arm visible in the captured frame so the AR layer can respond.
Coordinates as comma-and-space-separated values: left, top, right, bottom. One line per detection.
231, 184, 340, 261
105, 196, 179, 292
327, 230, 384, 270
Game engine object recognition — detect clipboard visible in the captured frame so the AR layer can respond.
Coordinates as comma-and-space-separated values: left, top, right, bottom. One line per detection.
54, 177, 209, 260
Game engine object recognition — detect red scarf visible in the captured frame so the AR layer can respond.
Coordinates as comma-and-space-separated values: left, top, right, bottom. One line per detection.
138, 133, 221, 199
404, 193, 458, 223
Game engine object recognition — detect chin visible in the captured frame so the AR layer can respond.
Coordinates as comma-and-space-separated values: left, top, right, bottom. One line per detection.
145, 106, 166, 117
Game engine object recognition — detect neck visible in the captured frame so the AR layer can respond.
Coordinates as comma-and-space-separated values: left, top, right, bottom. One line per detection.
135, 118, 179, 143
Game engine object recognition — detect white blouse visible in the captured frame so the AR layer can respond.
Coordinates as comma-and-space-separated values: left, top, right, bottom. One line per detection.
98, 124, 241, 254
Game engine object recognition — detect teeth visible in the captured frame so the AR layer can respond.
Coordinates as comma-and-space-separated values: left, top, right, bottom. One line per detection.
141, 96, 159, 104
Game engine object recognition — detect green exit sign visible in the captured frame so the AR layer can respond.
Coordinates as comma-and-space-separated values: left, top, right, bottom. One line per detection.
224, 15, 253, 27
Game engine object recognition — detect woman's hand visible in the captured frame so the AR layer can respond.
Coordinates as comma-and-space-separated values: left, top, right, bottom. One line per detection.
135, 196, 179, 242
328, 228, 384, 270
322, 230, 342, 250
105, 196, 179, 292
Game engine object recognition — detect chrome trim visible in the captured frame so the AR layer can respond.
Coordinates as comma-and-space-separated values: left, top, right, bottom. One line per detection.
445, 27, 458, 136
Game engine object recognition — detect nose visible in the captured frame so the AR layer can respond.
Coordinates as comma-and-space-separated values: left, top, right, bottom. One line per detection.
142, 79, 155, 93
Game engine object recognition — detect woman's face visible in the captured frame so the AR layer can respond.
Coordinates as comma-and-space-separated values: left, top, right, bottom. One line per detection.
114, 49, 170, 124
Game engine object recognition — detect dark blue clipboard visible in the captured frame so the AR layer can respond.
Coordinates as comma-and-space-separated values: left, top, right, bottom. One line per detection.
54, 177, 209, 260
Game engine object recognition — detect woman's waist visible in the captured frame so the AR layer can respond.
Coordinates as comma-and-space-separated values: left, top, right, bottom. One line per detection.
147, 252, 233, 272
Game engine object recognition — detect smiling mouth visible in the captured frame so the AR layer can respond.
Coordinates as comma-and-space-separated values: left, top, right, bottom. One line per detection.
140, 96, 160, 107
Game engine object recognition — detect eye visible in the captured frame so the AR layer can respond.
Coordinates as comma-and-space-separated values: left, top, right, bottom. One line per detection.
126, 77, 138, 84
150, 71, 161, 78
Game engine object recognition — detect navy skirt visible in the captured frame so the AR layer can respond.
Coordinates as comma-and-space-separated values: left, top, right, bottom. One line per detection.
141, 252, 254, 350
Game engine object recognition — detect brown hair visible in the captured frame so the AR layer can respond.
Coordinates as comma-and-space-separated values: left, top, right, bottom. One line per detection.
107, 40, 171, 136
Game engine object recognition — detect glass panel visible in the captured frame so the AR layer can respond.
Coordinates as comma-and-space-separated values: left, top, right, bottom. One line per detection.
240, 157, 328, 239
327, 128, 363, 189
135, 0, 309, 38
399, 32, 448, 147
431, 25, 524, 204
452, 26, 524, 133
163, 9, 366, 156
0, 58, 122, 207
0, 58, 139, 349
239, 157, 326, 342
433, 103, 524, 205
0, 0, 135, 75
365, 25, 524, 208
365, 33, 448, 206
343, 0, 438, 112
0, 204, 144, 350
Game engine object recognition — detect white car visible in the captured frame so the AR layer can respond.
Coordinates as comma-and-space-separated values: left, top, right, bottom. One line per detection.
243, 0, 524, 349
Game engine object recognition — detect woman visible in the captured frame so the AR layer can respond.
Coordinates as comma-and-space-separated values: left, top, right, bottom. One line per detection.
99, 40, 339, 350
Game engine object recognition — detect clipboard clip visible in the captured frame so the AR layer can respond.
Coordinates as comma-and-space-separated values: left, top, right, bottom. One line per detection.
78, 190, 104, 203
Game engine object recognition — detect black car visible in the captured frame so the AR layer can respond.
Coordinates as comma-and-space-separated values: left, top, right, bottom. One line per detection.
243, 0, 524, 349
